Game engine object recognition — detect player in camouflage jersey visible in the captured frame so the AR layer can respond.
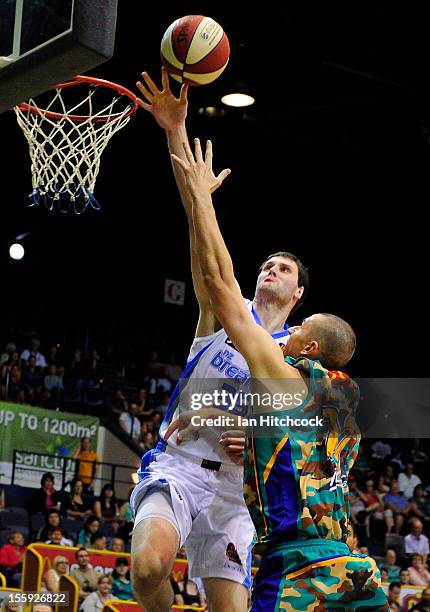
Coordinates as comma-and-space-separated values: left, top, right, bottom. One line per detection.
169, 138, 388, 611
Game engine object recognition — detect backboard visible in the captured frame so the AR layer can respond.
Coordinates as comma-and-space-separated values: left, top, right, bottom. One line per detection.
0, 0, 118, 113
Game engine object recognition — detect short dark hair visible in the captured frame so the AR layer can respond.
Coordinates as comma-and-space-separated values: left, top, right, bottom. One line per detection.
90, 531, 106, 544
41, 471, 54, 486
311, 314, 356, 370
388, 582, 400, 592
259, 251, 309, 313
75, 547, 88, 559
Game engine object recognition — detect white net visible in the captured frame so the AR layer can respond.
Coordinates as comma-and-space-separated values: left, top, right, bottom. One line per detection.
14, 79, 137, 214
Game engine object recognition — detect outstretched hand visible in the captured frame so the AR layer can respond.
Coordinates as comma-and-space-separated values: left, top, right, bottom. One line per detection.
171, 138, 231, 198
136, 67, 188, 132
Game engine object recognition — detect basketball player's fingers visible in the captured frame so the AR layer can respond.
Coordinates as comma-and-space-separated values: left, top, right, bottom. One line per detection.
204, 139, 213, 167
161, 66, 170, 92
223, 445, 245, 454
220, 439, 245, 450
182, 140, 195, 164
180, 83, 189, 102
164, 418, 180, 441
220, 430, 245, 440
135, 97, 152, 112
136, 81, 154, 103
141, 71, 160, 95
171, 154, 188, 171
194, 138, 203, 163
217, 168, 232, 184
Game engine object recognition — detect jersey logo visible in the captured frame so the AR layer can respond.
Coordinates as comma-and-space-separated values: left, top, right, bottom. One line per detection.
226, 543, 242, 566
225, 336, 238, 350
210, 350, 250, 381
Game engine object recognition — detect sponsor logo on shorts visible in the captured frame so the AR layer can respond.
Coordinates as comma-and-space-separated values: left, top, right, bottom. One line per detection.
226, 543, 242, 566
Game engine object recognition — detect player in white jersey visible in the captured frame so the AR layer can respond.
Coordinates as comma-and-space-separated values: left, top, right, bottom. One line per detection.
130, 69, 309, 612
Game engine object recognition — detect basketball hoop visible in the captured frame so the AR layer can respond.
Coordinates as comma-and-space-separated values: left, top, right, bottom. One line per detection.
14, 75, 139, 214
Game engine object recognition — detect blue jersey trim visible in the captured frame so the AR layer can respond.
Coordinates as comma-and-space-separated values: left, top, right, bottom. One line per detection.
160, 339, 215, 429
252, 304, 290, 339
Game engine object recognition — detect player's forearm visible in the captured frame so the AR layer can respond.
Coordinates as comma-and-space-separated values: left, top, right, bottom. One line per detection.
166, 124, 194, 219
191, 190, 235, 287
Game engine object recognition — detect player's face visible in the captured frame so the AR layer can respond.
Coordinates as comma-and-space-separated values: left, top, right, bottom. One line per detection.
255, 257, 301, 306
283, 315, 321, 359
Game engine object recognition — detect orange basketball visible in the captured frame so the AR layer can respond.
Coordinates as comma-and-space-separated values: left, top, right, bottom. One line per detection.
161, 15, 230, 86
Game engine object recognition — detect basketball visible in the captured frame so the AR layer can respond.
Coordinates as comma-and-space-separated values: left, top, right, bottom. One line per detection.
160, 15, 230, 86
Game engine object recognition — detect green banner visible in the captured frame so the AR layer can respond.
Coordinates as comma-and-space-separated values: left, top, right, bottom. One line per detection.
0, 401, 99, 486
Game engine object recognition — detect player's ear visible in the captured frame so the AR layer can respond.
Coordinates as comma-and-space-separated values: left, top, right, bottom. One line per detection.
301, 340, 318, 358
294, 286, 304, 301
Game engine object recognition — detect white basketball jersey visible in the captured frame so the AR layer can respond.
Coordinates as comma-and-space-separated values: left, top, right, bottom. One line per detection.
159, 300, 291, 465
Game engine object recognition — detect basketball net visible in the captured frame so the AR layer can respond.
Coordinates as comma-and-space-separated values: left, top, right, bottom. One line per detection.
14, 76, 138, 214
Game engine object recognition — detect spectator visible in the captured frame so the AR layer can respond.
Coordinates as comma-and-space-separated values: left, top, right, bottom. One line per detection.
110, 388, 128, 413
1, 364, 25, 403
47, 345, 65, 377
81, 575, 112, 612
386, 582, 401, 612
144, 350, 169, 395
110, 538, 125, 553
119, 401, 141, 442
111, 557, 133, 601
377, 464, 395, 494
30, 472, 61, 514
89, 532, 107, 551
408, 553, 430, 587
117, 488, 134, 544
139, 431, 156, 451
346, 523, 359, 553
411, 485, 430, 523
22, 354, 43, 403
357, 479, 386, 536
384, 480, 414, 533
42, 364, 63, 406
399, 463, 422, 500
78, 516, 101, 547
165, 354, 182, 386
0, 487, 5, 509
0, 531, 26, 587
73, 437, 100, 493
390, 450, 405, 473
134, 390, 156, 433
20, 337, 47, 369
36, 510, 65, 542
399, 569, 411, 585
71, 547, 102, 601
411, 587, 430, 611
405, 519, 430, 561
93, 484, 120, 525
172, 567, 207, 609
380, 568, 389, 582
45, 527, 73, 547
62, 478, 92, 519
379, 548, 401, 582
0, 341, 17, 367
44, 555, 69, 592
155, 391, 170, 419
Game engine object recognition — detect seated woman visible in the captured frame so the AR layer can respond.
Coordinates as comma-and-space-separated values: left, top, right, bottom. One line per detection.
77, 515, 101, 547
172, 567, 207, 609
30, 472, 62, 514
61, 478, 92, 520
408, 553, 430, 587
111, 557, 133, 600
44, 555, 69, 592
93, 484, 120, 526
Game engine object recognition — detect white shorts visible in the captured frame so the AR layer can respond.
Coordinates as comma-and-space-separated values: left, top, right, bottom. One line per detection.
131, 449, 254, 587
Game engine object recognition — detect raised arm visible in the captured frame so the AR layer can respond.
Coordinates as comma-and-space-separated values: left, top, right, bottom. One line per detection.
171, 139, 301, 381
136, 69, 229, 336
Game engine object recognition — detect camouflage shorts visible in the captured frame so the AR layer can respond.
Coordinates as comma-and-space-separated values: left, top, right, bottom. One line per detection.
251, 539, 389, 611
